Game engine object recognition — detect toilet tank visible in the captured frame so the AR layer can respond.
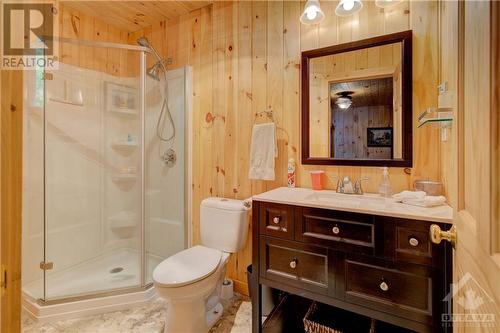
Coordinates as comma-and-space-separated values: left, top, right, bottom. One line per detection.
200, 197, 249, 253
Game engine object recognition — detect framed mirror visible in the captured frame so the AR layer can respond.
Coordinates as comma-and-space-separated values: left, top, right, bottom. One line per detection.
301, 30, 413, 167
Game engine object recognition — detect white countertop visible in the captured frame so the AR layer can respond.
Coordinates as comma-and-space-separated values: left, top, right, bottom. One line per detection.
252, 187, 453, 224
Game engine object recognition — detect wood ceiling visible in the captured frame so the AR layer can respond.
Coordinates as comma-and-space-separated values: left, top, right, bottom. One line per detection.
61, 1, 212, 31
330, 77, 394, 109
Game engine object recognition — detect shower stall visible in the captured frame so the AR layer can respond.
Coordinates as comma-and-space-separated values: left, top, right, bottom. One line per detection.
22, 38, 191, 321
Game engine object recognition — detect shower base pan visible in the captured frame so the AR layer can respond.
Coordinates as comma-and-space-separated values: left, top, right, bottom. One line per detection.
22, 249, 161, 323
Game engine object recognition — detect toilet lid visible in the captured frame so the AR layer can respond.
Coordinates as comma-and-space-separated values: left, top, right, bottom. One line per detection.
153, 245, 222, 287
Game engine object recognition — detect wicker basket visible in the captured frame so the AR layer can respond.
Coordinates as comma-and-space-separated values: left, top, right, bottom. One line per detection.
303, 302, 376, 333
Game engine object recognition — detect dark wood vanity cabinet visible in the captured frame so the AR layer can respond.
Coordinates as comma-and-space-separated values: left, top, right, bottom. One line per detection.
252, 201, 453, 333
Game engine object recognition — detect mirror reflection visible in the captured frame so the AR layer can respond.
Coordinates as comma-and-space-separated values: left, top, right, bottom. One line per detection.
309, 42, 402, 160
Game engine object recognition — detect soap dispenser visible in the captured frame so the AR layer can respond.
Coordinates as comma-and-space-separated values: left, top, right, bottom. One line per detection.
378, 167, 393, 198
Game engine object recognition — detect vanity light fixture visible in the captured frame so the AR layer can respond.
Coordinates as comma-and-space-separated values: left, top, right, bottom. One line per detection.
300, 0, 325, 25
336, 96, 352, 109
335, 0, 363, 17
374, 0, 403, 8
335, 91, 353, 110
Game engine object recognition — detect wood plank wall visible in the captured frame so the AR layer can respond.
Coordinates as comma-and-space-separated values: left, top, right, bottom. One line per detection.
333, 105, 393, 159
61, 0, 441, 295
58, 5, 134, 76
0, 70, 23, 333
438, 0, 458, 205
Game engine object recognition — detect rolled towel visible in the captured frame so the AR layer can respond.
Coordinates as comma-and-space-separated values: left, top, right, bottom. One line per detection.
402, 195, 447, 207
393, 190, 426, 202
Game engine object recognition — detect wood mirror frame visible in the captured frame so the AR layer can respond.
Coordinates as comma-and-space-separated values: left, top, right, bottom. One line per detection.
301, 30, 413, 167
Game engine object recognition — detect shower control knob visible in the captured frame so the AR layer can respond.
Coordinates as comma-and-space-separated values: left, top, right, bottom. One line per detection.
162, 148, 177, 167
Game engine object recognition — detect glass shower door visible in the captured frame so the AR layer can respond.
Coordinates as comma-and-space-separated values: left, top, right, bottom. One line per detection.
42, 43, 144, 300
144, 66, 189, 284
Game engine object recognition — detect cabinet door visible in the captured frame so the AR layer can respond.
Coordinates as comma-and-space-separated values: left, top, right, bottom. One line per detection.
259, 237, 331, 295
259, 203, 294, 240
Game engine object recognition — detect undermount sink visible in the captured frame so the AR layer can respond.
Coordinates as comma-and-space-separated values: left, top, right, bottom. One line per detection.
304, 191, 387, 208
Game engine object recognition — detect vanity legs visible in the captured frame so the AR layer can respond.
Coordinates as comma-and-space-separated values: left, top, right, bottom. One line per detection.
251, 282, 262, 333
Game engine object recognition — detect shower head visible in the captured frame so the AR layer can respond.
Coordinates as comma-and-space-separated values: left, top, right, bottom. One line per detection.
147, 62, 161, 81
137, 36, 164, 81
137, 36, 151, 48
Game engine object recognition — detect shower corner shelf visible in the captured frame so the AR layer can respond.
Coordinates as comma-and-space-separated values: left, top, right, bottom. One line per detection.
108, 212, 138, 239
111, 174, 138, 183
108, 108, 138, 117
110, 141, 139, 152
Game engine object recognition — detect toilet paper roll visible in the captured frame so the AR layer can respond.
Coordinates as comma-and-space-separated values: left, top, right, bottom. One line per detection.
220, 279, 234, 300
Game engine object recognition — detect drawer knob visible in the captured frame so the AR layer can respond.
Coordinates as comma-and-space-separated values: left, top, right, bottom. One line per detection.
289, 259, 297, 269
409, 237, 419, 247
272, 216, 281, 224
379, 281, 389, 292
332, 226, 340, 234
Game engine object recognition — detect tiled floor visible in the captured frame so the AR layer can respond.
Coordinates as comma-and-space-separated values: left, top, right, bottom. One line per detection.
22, 295, 252, 333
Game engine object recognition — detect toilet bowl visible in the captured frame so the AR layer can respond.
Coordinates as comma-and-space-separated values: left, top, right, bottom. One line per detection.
153, 198, 249, 333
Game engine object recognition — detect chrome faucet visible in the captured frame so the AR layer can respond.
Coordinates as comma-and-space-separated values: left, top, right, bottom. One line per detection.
336, 176, 369, 194
336, 176, 354, 194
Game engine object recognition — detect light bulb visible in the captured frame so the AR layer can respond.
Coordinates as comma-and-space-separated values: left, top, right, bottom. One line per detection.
336, 97, 352, 109
336, 0, 363, 16
300, 0, 325, 25
342, 0, 355, 11
306, 7, 318, 20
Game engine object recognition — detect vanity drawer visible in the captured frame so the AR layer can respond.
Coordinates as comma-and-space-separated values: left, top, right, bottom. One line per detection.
260, 237, 329, 295
296, 208, 376, 254
259, 203, 294, 239
396, 225, 432, 264
344, 258, 432, 321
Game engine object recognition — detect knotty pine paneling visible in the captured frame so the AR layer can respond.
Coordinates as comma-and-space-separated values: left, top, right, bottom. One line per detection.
59, 5, 134, 77
1, 70, 24, 333
61, 1, 442, 295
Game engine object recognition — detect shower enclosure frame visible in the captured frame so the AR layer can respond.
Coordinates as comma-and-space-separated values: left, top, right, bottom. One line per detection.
33, 36, 192, 307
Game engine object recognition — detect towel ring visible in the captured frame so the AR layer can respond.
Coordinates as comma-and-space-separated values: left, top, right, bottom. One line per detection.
254, 109, 274, 120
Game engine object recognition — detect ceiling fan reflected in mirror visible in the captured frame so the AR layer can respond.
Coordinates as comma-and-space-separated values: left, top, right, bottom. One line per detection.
335, 91, 354, 110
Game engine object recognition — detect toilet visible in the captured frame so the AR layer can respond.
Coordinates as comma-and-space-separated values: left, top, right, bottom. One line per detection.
153, 197, 249, 333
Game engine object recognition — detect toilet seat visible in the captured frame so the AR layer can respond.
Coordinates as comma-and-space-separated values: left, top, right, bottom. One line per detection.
153, 245, 222, 288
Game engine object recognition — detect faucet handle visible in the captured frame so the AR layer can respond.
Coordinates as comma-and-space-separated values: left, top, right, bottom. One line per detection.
354, 177, 370, 194
336, 178, 344, 193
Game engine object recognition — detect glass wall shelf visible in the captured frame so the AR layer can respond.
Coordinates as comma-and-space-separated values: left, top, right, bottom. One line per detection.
417, 117, 453, 128
417, 109, 453, 128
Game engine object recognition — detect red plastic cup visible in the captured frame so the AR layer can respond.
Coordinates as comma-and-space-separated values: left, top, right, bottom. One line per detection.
310, 170, 325, 190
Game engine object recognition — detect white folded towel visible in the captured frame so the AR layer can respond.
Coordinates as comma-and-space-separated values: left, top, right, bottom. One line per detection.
402, 195, 447, 207
393, 190, 426, 202
248, 123, 277, 181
